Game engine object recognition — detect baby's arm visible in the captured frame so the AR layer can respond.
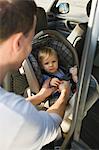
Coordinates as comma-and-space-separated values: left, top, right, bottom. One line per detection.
69, 66, 78, 83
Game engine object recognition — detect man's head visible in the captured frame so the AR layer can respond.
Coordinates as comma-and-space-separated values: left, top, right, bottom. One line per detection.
0, 0, 37, 42
38, 47, 59, 73
0, 0, 37, 70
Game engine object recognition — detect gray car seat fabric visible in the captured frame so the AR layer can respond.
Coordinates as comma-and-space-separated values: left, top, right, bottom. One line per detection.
36, 7, 48, 33
3, 70, 28, 95
22, 55, 41, 94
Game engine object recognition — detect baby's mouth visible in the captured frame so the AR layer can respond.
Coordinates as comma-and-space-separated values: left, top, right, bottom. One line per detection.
49, 68, 55, 71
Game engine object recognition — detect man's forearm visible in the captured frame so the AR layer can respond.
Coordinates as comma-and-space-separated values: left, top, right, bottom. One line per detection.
26, 92, 46, 105
47, 90, 69, 119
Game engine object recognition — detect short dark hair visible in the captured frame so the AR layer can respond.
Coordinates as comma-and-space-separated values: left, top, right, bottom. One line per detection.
0, 0, 37, 42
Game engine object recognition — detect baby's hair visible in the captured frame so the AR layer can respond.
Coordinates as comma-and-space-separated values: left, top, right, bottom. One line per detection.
38, 46, 58, 64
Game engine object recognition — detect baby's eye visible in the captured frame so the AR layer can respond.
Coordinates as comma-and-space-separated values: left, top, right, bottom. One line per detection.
44, 62, 49, 65
52, 61, 56, 63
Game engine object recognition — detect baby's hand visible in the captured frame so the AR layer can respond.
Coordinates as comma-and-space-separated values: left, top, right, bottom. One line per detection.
50, 77, 61, 88
70, 66, 78, 83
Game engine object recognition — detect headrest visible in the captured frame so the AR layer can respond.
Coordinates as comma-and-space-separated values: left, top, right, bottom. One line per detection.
36, 7, 47, 33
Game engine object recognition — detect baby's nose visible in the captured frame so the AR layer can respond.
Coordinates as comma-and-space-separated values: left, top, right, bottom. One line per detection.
49, 63, 53, 66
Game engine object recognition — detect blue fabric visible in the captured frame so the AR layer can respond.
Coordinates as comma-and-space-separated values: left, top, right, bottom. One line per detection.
41, 67, 76, 106
42, 68, 71, 84
41, 68, 72, 104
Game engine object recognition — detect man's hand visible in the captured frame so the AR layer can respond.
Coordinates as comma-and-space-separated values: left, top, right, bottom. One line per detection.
26, 79, 56, 105
39, 78, 56, 99
59, 80, 70, 96
47, 80, 70, 118
50, 77, 61, 87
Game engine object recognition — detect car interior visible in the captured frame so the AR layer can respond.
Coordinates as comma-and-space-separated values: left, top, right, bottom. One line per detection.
2, 0, 99, 149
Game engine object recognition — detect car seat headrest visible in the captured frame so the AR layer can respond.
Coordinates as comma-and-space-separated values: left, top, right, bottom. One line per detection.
32, 37, 74, 72
24, 30, 79, 94
36, 7, 48, 33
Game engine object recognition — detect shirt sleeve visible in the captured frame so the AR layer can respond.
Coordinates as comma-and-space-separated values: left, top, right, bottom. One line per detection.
0, 88, 62, 150
38, 110, 62, 146
12, 94, 62, 148
24, 103, 62, 148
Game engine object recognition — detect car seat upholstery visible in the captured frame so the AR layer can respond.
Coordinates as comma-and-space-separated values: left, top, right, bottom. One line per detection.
36, 7, 48, 33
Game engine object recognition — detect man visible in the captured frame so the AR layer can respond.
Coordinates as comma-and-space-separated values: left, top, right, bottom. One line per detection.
0, 0, 70, 150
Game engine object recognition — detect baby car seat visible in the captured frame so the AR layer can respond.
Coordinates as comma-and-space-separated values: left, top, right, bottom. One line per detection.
23, 30, 79, 97
22, 29, 98, 114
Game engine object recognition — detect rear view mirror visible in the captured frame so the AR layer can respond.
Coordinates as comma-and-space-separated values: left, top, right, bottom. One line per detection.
58, 3, 69, 14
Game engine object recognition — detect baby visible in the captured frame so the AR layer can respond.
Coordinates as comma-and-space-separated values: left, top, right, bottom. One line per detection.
38, 46, 77, 93
38, 46, 78, 133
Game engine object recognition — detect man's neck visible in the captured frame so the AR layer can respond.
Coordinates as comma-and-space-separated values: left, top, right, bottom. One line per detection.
0, 65, 7, 85
0, 43, 9, 85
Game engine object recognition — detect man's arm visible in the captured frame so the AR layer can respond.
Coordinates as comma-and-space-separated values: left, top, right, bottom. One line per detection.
26, 79, 55, 105
47, 81, 70, 119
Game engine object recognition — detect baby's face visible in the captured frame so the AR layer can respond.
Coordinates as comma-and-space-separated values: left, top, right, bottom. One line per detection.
42, 54, 58, 73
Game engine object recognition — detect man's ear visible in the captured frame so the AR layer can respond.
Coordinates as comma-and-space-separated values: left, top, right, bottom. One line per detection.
12, 32, 25, 53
